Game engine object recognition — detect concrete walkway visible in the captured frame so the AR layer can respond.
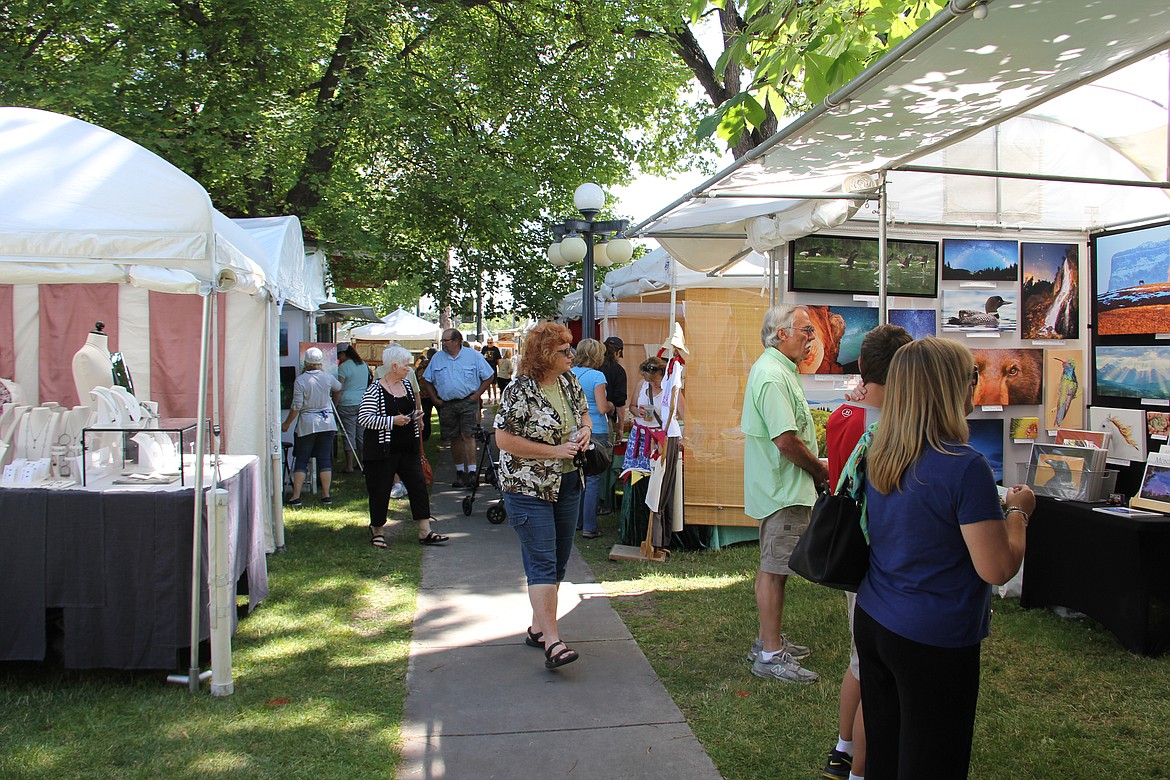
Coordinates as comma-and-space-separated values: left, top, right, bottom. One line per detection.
397, 431, 723, 780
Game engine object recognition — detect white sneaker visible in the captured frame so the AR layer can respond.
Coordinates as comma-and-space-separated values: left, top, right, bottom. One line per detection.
390, 482, 408, 499
751, 651, 819, 684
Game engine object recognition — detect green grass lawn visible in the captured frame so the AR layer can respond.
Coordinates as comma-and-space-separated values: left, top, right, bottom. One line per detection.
4, 462, 1168, 779
575, 504, 1169, 780
0, 469, 422, 780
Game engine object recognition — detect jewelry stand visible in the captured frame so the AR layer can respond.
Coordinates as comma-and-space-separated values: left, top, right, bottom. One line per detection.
18, 407, 60, 461
0, 405, 31, 468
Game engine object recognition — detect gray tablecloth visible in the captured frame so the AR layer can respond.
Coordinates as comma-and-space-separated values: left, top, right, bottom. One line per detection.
0, 456, 268, 669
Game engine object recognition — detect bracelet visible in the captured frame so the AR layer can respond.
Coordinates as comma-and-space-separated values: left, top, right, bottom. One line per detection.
1005, 507, 1030, 526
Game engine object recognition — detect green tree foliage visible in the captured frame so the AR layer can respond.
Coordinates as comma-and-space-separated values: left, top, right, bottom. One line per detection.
675, 0, 946, 156
0, 0, 709, 317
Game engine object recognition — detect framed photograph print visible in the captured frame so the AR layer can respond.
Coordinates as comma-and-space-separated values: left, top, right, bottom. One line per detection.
1026, 443, 1098, 500
1010, 417, 1039, 440
968, 418, 1005, 483
886, 239, 939, 298
972, 348, 1043, 406
1088, 406, 1147, 462
1092, 219, 1170, 335
788, 235, 938, 297
1055, 428, 1110, 449
941, 289, 1018, 333
1147, 411, 1170, 439
942, 238, 1019, 282
1020, 242, 1079, 339
888, 308, 937, 340
1094, 345, 1170, 402
789, 235, 878, 295
1130, 452, 1170, 513
1044, 348, 1083, 430
796, 305, 879, 375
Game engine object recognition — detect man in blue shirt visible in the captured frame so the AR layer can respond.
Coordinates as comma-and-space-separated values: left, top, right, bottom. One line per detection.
421, 329, 496, 487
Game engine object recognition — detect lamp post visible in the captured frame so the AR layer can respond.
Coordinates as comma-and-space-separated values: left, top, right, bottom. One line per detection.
549, 183, 633, 341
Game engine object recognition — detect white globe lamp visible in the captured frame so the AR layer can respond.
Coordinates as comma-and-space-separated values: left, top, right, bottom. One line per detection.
606, 236, 633, 265
547, 242, 568, 267
559, 233, 588, 263
573, 183, 605, 218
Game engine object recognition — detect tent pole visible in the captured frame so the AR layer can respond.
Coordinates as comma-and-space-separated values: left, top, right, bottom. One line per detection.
186, 291, 213, 692
878, 176, 888, 325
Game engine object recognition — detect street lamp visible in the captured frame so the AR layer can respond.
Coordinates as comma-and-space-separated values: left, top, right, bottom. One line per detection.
549, 183, 633, 341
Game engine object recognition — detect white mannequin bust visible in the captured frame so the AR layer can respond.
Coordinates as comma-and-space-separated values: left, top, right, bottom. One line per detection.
73, 322, 115, 408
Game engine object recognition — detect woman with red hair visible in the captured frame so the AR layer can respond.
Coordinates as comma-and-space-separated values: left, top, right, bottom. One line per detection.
494, 322, 591, 670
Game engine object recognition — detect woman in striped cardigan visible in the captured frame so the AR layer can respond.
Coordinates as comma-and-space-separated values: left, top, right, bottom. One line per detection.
358, 344, 448, 549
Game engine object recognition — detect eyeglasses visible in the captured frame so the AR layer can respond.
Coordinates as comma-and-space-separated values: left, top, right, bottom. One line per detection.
787, 325, 816, 337
556, 347, 574, 357
441, 337, 455, 342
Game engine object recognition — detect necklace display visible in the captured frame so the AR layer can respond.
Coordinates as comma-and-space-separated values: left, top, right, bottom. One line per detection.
20, 408, 58, 461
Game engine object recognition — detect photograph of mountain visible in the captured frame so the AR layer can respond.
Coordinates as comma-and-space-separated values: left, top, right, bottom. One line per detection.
1093, 221, 1170, 335
1094, 345, 1170, 401
942, 238, 1019, 281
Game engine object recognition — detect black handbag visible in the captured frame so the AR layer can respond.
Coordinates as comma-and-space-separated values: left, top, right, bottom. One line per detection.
789, 450, 871, 592
575, 434, 613, 477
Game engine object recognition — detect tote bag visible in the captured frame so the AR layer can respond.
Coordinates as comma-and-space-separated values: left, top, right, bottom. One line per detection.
789, 429, 872, 592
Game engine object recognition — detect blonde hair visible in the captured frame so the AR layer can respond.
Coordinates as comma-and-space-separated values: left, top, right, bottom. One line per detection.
867, 338, 973, 494
573, 338, 605, 369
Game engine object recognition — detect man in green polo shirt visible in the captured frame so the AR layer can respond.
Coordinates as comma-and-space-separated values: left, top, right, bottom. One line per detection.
741, 303, 829, 684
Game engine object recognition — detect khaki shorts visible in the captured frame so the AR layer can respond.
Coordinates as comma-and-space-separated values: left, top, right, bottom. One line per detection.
758, 504, 811, 576
437, 396, 480, 441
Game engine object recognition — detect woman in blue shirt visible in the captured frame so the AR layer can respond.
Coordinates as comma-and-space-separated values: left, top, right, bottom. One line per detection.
570, 339, 613, 538
856, 337, 1034, 779
336, 344, 369, 472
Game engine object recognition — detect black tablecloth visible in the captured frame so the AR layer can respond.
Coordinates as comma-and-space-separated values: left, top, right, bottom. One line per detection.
1021, 496, 1170, 656
0, 457, 268, 669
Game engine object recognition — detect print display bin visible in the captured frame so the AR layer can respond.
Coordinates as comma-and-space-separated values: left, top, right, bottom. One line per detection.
1018, 462, 1118, 503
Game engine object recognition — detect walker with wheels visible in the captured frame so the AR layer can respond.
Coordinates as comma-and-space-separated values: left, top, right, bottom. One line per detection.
462, 424, 506, 523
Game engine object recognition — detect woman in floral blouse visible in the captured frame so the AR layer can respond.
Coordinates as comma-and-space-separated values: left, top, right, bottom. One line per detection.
494, 322, 591, 670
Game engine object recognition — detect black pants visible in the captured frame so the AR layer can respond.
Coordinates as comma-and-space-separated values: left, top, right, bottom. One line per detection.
364, 450, 430, 527
854, 604, 982, 780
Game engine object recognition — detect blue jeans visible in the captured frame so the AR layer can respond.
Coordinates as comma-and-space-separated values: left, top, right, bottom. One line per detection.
292, 430, 335, 473
503, 474, 581, 586
578, 473, 602, 534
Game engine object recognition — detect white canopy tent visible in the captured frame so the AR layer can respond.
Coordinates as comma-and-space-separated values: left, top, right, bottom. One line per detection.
635, 0, 1170, 272
0, 106, 279, 692
609, 0, 1170, 540
559, 247, 770, 321
349, 307, 442, 358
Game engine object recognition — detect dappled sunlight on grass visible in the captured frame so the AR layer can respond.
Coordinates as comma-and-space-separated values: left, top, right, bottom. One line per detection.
0, 470, 422, 779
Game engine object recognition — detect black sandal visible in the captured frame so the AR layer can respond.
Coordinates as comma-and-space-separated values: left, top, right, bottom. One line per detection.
525, 627, 545, 649
369, 527, 388, 549
418, 531, 449, 545
544, 640, 578, 669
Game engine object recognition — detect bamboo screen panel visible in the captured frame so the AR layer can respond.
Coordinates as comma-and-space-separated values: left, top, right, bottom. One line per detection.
679, 287, 768, 526
602, 297, 675, 407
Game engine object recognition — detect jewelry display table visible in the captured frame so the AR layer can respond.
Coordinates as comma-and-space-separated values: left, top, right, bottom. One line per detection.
0, 455, 267, 669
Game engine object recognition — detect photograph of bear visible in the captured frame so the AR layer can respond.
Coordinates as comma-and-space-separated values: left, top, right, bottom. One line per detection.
972, 348, 1043, 406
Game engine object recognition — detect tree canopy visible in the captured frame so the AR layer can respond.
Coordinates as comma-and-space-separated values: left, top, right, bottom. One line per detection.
2, 0, 946, 318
